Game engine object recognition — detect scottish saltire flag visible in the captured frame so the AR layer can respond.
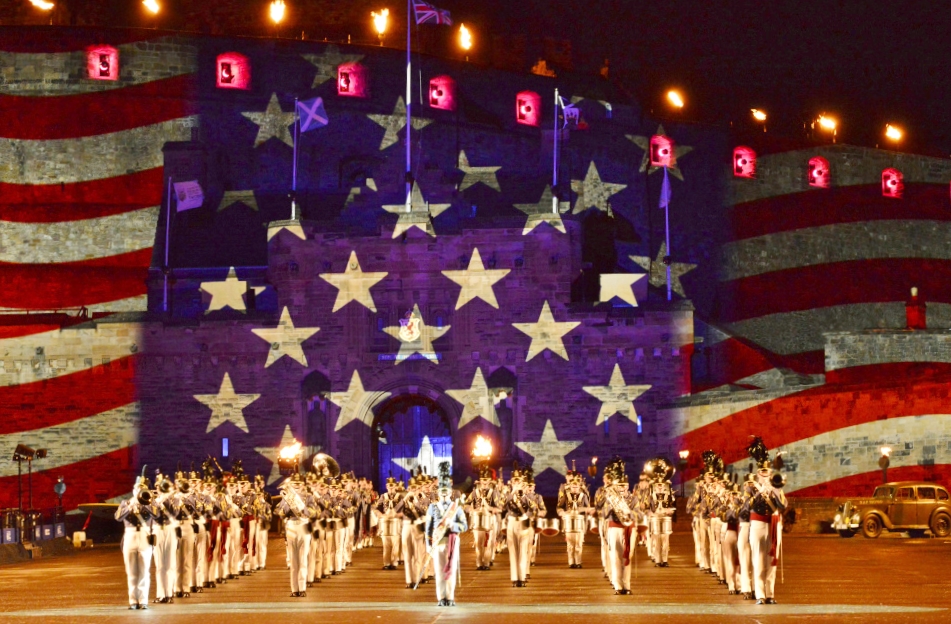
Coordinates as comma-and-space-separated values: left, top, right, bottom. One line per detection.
297, 97, 328, 133
174, 180, 204, 211
414, 0, 452, 25
659, 166, 671, 209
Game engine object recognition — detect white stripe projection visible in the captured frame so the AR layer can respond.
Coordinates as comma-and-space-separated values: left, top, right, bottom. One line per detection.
0, 206, 159, 263
661, 387, 804, 437
0, 39, 197, 96
0, 295, 150, 315
0, 403, 139, 478
720, 221, 951, 281
684, 415, 951, 494
0, 116, 197, 185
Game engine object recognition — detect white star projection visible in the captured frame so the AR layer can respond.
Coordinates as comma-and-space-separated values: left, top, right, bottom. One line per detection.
457, 150, 501, 192
514, 186, 569, 235
266, 221, 307, 241
319, 251, 388, 313
242, 93, 296, 148
516, 420, 582, 477
441, 248, 510, 310
330, 370, 391, 432
583, 364, 652, 426
446, 368, 499, 429
254, 424, 299, 485
368, 97, 433, 151
629, 242, 697, 298
302, 46, 365, 87
570, 161, 627, 215
201, 266, 248, 313
251, 307, 320, 368
626, 124, 694, 181
381, 183, 451, 238
599, 273, 646, 307
194, 372, 261, 434
512, 300, 580, 361
217, 190, 258, 212
383, 304, 450, 364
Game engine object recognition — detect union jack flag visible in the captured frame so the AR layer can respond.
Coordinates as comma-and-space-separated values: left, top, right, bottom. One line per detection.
413, 0, 452, 25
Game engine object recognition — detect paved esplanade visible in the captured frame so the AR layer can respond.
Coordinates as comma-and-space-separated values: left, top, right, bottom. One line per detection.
0, 533, 947, 623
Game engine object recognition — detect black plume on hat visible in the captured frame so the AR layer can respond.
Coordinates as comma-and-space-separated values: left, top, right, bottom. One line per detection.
437, 461, 452, 489
747, 436, 771, 470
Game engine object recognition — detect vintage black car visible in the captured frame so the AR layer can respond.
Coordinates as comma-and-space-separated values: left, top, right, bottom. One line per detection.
832, 481, 951, 538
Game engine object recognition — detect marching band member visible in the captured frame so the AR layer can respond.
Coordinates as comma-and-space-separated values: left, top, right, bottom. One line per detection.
721, 477, 742, 594
646, 458, 676, 568
274, 473, 316, 597
173, 469, 197, 598
602, 459, 637, 595
557, 469, 592, 568
504, 468, 539, 587
375, 477, 404, 570
425, 462, 468, 607
116, 467, 159, 610
253, 474, 272, 572
304, 472, 322, 587
635, 473, 651, 557
737, 475, 755, 599
747, 437, 787, 605
187, 470, 208, 593
593, 470, 611, 579
400, 476, 430, 588
468, 466, 501, 571
527, 474, 546, 570
151, 470, 179, 604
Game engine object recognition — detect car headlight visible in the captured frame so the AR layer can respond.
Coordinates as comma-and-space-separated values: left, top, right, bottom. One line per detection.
834, 514, 841, 523
850, 514, 860, 524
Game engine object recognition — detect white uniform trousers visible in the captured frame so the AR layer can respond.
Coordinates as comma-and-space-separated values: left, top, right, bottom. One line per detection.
719, 522, 731, 583
219, 521, 231, 579
323, 528, 336, 577
722, 525, 739, 591
307, 527, 320, 583
696, 517, 710, 570
433, 535, 460, 601
401, 520, 422, 585
284, 518, 311, 594
153, 523, 178, 600
194, 522, 209, 586
254, 522, 269, 570
176, 522, 197, 592
334, 522, 348, 572
599, 518, 609, 572
228, 518, 242, 577
737, 521, 752, 593
750, 518, 780, 600
473, 529, 491, 567
692, 516, 701, 565
122, 527, 154, 606
606, 525, 634, 591
381, 519, 400, 567
241, 519, 256, 572
708, 518, 722, 576
208, 523, 221, 582
346, 517, 356, 563
565, 531, 584, 566
650, 515, 672, 564
506, 516, 533, 582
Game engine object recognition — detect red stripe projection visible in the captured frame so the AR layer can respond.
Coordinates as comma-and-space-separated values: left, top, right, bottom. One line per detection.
716, 258, 951, 323
0, 168, 164, 223
680, 375, 951, 481
0, 356, 138, 435
692, 337, 824, 392
731, 184, 951, 241
0, 446, 136, 511
0, 74, 195, 140
0, 248, 152, 309
791, 464, 951, 498
827, 362, 951, 385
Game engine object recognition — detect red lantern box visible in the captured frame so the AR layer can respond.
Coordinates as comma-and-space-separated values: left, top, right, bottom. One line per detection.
516, 90, 541, 126
86, 45, 119, 81
733, 146, 756, 178
808, 156, 831, 188
338, 62, 369, 98
429, 75, 456, 111
650, 134, 675, 168
216, 52, 251, 90
882, 168, 904, 199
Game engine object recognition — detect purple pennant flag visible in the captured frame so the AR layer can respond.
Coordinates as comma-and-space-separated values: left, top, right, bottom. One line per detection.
297, 97, 328, 133
659, 165, 671, 209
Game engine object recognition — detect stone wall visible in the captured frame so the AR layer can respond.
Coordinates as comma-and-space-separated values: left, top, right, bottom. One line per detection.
825, 330, 951, 372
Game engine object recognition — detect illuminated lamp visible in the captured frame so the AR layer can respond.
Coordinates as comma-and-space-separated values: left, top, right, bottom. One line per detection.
882, 168, 904, 199
338, 62, 369, 98
516, 90, 541, 127
733, 146, 756, 178
429, 75, 456, 111
649, 134, 675, 168
808, 156, 830, 188
216, 52, 251, 90
86, 45, 119, 81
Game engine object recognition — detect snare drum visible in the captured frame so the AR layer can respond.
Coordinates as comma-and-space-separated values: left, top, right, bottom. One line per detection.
588, 516, 600, 535
541, 518, 560, 537
380, 517, 399, 537
471, 512, 492, 532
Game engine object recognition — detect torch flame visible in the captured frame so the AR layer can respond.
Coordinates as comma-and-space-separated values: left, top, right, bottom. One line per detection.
372, 8, 389, 35
269, 0, 286, 24
472, 435, 493, 459
142, 0, 159, 14
30, 0, 55, 10
885, 124, 902, 141
459, 24, 472, 51
666, 90, 685, 109
880, 446, 892, 458
279, 440, 302, 460
751, 108, 767, 122
817, 114, 837, 131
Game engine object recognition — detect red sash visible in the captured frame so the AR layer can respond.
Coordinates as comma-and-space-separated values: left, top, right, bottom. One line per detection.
241, 515, 252, 555
221, 522, 229, 556
608, 521, 634, 567
207, 520, 219, 562
750, 512, 781, 567
442, 532, 458, 581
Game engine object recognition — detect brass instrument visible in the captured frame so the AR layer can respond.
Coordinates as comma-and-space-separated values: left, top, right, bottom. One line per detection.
605, 484, 635, 526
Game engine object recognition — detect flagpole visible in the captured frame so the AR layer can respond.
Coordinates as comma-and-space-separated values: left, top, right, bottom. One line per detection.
405, 0, 412, 213
292, 97, 300, 221
552, 88, 559, 214
163, 175, 172, 313
664, 166, 672, 302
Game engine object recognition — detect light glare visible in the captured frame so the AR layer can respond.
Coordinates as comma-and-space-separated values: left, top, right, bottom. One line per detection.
459, 24, 472, 51
30, 0, 55, 9
372, 8, 389, 36
885, 124, 903, 141
667, 90, 684, 109
270, 0, 286, 24
751, 108, 767, 122
142, 0, 159, 14
817, 115, 837, 131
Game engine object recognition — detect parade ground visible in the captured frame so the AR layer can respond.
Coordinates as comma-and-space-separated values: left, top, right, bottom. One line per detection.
0, 532, 948, 624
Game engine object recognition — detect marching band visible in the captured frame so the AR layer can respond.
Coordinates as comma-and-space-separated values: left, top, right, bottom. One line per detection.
115, 439, 786, 608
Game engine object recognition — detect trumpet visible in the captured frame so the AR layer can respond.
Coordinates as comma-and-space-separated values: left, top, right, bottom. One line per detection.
136, 489, 153, 506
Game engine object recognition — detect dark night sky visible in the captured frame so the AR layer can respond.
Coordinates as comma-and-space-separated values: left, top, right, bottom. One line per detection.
473, 0, 951, 155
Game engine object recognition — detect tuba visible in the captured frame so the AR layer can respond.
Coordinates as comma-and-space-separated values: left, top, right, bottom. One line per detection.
310, 453, 340, 478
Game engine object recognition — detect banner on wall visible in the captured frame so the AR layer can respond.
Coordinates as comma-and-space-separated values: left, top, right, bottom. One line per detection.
174, 180, 204, 211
